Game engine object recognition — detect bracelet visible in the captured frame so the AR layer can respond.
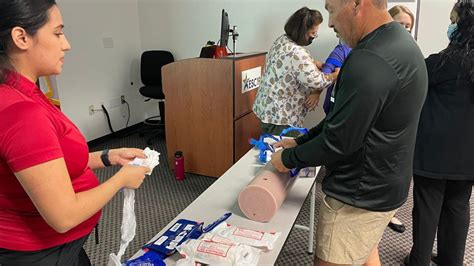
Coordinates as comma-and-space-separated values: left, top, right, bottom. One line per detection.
100, 149, 112, 167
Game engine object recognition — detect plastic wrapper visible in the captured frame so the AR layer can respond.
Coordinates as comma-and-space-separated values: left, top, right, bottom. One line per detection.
177, 238, 260, 266
209, 222, 280, 250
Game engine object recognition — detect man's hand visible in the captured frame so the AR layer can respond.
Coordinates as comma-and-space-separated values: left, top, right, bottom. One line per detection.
270, 150, 290, 173
272, 138, 298, 149
108, 148, 146, 166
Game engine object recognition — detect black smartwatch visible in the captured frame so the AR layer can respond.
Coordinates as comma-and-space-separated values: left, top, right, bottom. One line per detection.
100, 149, 112, 167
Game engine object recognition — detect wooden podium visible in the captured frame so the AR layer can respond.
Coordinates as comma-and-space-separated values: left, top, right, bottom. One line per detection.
162, 52, 266, 178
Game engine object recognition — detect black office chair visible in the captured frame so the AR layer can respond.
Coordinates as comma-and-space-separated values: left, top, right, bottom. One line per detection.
139, 50, 174, 144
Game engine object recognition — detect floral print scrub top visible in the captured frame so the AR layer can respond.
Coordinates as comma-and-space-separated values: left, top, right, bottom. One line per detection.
253, 34, 332, 127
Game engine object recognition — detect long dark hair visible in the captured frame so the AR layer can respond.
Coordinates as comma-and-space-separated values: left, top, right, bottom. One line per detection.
284, 7, 323, 46
438, 0, 473, 100
0, 0, 57, 83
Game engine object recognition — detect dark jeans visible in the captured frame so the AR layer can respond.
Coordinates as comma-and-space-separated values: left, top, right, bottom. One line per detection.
0, 235, 91, 266
260, 122, 301, 138
408, 175, 473, 266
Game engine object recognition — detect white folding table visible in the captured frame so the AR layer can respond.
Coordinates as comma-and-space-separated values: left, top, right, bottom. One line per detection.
131, 147, 319, 265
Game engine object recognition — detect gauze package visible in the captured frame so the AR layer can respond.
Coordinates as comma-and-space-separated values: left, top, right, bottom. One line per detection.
129, 147, 161, 174
176, 238, 260, 266
210, 222, 281, 250
108, 147, 160, 266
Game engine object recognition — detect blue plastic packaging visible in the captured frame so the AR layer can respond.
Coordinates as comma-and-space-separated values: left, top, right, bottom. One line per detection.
279, 127, 308, 139
124, 249, 165, 266
250, 129, 308, 177
202, 212, 232, 233
143, 219, 203, 257
142, 213, 232, 258
249, 134, 279, 164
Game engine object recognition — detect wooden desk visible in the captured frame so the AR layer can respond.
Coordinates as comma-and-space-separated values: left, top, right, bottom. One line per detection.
131, 147, 320, 265
162, 53, 266, 177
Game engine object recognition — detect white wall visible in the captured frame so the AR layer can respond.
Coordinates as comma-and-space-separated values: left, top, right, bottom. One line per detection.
56, 0, 157, 141
416, 0, 454, 57
138, 0, 336, 60
52, 0, 444, 141
137, 0, 336, 128
138, 0, 420, 129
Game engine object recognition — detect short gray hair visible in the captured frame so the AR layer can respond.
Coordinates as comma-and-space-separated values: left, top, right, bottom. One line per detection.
339, 0, 387, 9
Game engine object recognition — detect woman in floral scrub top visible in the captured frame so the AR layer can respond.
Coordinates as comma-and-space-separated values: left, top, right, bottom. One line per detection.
253, 7, 338, 137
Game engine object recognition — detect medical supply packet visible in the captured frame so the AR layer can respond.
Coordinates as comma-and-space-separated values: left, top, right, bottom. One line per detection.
176, 238, 260, 266
124, 249, 165, 266
142, 212, 232, 258
210, 222, 281, 250
144, 219, 203, 256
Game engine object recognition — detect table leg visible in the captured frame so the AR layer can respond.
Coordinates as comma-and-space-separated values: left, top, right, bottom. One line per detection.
308, 183, 316, 254
294, 182, 316, 254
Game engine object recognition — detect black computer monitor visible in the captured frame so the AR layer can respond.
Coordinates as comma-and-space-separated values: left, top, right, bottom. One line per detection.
219, 9, 230, 48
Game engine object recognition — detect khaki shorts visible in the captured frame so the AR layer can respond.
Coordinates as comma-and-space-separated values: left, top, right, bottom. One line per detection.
316, 195, 397, 265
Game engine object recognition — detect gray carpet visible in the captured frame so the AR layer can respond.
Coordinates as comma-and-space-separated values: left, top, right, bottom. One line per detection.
84, 133, 474, 265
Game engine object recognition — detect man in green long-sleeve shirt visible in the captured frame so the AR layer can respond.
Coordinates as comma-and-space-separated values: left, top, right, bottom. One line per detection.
270, 0, 428, 265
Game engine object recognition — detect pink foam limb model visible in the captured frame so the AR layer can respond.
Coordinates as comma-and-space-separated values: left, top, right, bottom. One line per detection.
238, 163, 296, 222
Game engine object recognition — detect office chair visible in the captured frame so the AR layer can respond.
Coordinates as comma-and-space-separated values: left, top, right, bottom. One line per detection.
139, 50, 174, 145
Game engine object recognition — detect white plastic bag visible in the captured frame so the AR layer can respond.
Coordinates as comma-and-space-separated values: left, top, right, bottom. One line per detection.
108, 188, 136, 266
108, 147, 160, 266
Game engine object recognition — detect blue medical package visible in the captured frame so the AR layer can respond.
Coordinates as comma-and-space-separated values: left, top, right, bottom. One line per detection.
124, 249, 165, 266
143, 219, 203, 257
202, 212, 232, 233
142, 213, 233, 258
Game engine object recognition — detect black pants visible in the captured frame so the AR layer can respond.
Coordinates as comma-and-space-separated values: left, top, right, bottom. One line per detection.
408, 175, 473, 266
0, 235, 91, 266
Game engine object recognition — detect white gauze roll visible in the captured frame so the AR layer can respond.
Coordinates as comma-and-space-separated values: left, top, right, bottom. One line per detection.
238, 163, 295, 223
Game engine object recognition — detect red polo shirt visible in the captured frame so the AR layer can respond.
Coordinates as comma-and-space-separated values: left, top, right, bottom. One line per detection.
0, 72, 101, 251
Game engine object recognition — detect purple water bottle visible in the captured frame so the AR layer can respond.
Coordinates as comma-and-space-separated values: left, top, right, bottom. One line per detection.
174, 151, 185, 181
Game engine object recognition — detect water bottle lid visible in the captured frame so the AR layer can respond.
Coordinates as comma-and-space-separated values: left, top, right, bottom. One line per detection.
175, 151, 183, 157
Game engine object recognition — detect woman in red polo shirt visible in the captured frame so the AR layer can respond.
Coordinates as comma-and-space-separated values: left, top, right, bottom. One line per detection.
0, 1, 151, 265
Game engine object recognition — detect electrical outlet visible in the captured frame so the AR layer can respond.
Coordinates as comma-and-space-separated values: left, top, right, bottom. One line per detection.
89, 105, 94, 115
121, 95, 125, 104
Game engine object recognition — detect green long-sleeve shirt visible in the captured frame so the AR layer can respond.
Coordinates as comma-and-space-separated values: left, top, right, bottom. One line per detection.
282, 22, 428, 211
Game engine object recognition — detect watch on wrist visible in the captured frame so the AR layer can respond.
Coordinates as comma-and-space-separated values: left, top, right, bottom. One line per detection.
100, 149, 112, 167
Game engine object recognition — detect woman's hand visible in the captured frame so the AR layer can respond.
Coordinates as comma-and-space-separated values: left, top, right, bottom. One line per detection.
305, 92, 321, 111
115, 164, 150, 189
330, 68, 341, 81
108, 148, 146, 166
273, 138, 298, 149
314, 60, 324, 70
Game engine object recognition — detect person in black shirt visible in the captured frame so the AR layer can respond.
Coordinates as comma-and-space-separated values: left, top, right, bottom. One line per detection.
406, 1, 474, 265
270, 0, 428, 264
